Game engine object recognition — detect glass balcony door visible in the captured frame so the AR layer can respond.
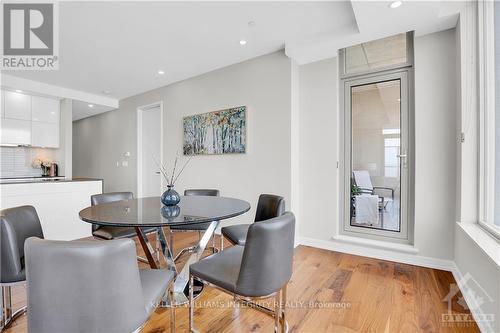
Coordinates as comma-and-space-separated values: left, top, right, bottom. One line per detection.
343, 71, 410, 240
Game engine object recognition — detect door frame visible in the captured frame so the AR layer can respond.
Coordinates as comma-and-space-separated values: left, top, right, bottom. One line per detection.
339, 68, 415, 243
137, 101, 164, 198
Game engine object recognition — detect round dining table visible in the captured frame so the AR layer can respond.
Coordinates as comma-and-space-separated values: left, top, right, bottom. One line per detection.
79, 195, 250, 306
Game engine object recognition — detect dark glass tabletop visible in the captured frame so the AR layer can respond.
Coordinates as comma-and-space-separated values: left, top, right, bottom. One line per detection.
79, 196, 251, 227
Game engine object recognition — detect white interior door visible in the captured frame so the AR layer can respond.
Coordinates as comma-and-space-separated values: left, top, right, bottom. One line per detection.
139, 106, 162, 197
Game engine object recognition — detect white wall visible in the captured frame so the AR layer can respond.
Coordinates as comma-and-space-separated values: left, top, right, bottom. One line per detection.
74, 51, 292, 227
453, 5, 500, 332
73, 99, 137, 189
454, 226, 500, 333
298, 29, 458, 261
56, 99, 73, 179
298, 57, 338, 240
413, 28, 457, 259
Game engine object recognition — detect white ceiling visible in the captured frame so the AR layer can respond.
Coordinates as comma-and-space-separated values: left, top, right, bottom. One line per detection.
72, 100, 115, 121
4, 1, 355, 101
2, 1, 465, 120
286, 1, 464, 63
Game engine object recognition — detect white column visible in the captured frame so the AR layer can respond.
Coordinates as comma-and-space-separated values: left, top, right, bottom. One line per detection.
457, 2, 479, 224
290, 59, 300, 245
56, 98, 73, 179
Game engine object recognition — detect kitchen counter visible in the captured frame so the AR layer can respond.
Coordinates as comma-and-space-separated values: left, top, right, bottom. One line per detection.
0, 177, 102, 184
1, 179, 103, 240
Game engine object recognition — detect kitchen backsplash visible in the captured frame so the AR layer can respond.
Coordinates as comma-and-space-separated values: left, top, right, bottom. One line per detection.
0, 147, 57, 178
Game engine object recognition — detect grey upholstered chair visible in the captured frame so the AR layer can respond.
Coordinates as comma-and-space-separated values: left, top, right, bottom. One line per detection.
0, 205, 44, 330
221, 194, 285, 247
25, 237, 175, 333
169, 189, 220, 260
91, 192, 157, 239
189, 212, 295, 333
91, 192, 158, 263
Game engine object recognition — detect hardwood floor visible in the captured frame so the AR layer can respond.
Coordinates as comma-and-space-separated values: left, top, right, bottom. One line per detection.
5, 232, 479, 333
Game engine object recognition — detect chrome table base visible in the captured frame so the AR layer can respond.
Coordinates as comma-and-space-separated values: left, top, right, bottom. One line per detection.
135, 221, 220, 307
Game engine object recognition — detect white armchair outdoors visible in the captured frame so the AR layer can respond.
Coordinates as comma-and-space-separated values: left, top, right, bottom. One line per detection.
352, 170, 394, 209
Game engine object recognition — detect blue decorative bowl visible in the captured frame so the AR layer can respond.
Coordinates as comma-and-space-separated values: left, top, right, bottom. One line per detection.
161, 186, 180, 206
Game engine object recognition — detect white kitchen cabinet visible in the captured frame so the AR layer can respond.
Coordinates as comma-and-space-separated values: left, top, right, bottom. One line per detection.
32, 121, 59, 148
32, 96, 60, 123
4, 91, 31, 120
0, 90, 61, 147
0, 118, 32, 145
1, 180, 103, 240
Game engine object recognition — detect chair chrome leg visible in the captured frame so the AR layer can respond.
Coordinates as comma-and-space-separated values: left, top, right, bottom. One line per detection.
1, 286, 26, 331
189, 275, 194, 332
281, 285, 288, 333
1, 306, 27, 332
274, 289, 281, 333
1, 286, 12, 329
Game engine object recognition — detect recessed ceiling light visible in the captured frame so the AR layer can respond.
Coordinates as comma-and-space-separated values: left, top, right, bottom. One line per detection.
239, 40, 247, 45
389, 1, 402, 8
88, 104, 94, 108
157, 70, 165, 75
15, 89, 22, 93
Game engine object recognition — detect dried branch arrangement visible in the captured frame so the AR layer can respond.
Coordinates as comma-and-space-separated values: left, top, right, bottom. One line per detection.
153, 152, 192, 187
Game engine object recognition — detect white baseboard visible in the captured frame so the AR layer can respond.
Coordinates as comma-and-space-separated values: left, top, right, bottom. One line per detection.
298, 236, 455, 271
449, 263, 495, 333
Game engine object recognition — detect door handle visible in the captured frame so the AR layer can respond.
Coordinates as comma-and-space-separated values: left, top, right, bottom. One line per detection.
397, 153, 407, 168
155, 171, 161, 174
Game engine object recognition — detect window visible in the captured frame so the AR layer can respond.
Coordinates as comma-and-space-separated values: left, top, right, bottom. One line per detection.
343, 33, 410, 76
478, 0, 500, 239
340, 32, 414, 241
